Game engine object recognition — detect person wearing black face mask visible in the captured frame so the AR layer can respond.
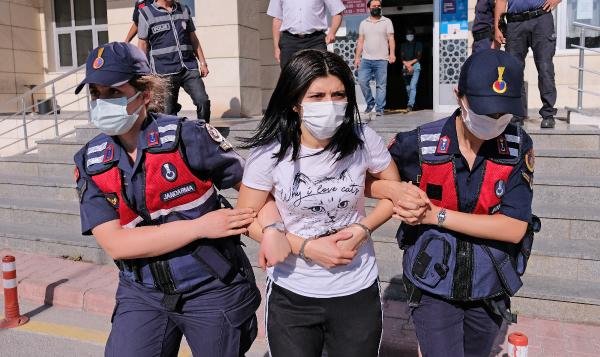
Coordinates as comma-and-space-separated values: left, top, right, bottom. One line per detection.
354, 0, 396, 119
400, 27, 422, 112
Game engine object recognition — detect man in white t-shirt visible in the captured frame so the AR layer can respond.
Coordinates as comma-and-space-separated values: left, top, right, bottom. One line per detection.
354, 0, 395, 118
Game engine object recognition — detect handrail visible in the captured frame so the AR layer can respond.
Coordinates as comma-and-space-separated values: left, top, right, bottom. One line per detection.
0, 65, 85, 106
567, 22, 600, 122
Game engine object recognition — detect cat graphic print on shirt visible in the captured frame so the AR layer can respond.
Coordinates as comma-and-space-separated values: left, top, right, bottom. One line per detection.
243, 125, 391, 298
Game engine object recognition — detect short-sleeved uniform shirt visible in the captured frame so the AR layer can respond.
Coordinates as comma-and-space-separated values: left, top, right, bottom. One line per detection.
74, 115, 243, 235
132, 0, 153, 25
359, 16, 394, 61
400, 41, 423, 62
508, 0, 545, 13
267, 0, 346, 34
388, 112, 533, 228
242, 126, 391, 298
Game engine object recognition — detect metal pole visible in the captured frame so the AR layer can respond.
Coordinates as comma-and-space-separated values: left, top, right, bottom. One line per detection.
577, 27, 585, 111
52, 83, 59, 136
21, 98, 28, 150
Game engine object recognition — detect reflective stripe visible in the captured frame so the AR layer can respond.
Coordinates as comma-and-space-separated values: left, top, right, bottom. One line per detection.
122, 216, 145, 229
158, 124, 178, 133
2, 262, 16, 272
505, 134, 519, 143
87, 142, 107, 155
3, 279, 16, 289
149, 186, 215, 220
86, 155, 105, 167
146, 13, 189, 24
420, 133, 441, 142
160, 135, 176, 144
150, 45, 193, 56
509, 148, 518, 157
421, 146, 437, 155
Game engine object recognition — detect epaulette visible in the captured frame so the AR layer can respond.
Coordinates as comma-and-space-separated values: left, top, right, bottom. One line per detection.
83, 134, 119, 175
145, 114, 182, 153
417, 117, 453, 164
488, 123, 521, 165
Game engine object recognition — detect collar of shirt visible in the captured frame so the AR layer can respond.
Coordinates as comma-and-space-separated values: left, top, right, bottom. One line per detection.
152, 1, 180, 13
366, 16, 386, 23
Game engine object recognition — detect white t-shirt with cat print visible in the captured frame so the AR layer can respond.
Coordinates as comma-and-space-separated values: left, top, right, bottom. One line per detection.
242, 125, 392, 298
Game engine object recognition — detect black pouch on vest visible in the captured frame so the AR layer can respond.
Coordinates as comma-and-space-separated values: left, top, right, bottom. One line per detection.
516, 215, 540, 275
412, 237, 450, 288
192, 242, 235, 282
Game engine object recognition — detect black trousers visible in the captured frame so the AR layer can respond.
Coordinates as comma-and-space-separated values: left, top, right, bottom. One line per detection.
505, 12, 557, 119
266, 280, 382, 357
165, 68, 211, 122
279, 31, 327, 69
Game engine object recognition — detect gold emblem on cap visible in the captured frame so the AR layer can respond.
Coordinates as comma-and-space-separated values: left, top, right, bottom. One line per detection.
492, 66, 507, 94
92, 47, 105, 70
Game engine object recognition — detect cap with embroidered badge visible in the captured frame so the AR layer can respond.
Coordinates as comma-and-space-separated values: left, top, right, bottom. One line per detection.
458, 49, 524, 117
74, 42, 151, 94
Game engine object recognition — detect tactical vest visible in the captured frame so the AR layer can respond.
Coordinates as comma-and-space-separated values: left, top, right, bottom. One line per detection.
402, 118, 531, 301
83, 115, 241, 294
140, 3, 197, 75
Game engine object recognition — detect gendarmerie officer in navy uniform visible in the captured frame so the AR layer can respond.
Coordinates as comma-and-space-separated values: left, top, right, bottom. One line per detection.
137, 0, 212, 122
73, 42, 260, 356
494, 0, 561, 128
384, 50, 538, 356
472, 0, 497, 53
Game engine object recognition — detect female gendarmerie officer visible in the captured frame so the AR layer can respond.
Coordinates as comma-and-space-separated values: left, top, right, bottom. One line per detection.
72, 42, 260, 357
373, 49, 537, 356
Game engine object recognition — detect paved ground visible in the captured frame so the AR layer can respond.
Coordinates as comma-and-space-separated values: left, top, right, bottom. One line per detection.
1, 249, 599, 356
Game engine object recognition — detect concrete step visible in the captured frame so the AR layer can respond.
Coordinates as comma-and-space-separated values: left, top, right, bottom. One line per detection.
533, 203, 600, 241
526, 126, 600, 151
0, 197, 80, 228
533, 175, 600, 205
527, 238, 600, 282
37, 137, 85, 161
0, 154, 74, 179
535, 149, 600, 177
0, 222, 108, 264
0, 174, 76, 201
514, 275, 600, 325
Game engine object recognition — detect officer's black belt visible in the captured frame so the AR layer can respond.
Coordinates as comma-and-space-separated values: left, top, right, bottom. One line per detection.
472, 27, 493, 42
282, 30, 325, 39
506, 9, 548, 22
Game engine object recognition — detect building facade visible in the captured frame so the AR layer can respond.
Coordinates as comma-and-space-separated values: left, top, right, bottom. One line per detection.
0, 0, 598, 118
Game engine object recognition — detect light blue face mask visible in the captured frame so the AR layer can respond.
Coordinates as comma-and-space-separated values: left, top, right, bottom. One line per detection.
90, 91, 143, 136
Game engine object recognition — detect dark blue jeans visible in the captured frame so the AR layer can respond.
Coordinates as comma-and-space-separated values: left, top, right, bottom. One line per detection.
358, 59, 388, 114
505, 12, 557, 119
410, 293, 503, 357
166, 68, 211, 121
105, 272, 260, 357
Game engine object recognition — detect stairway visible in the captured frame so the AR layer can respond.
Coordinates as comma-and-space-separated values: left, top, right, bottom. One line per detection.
0, 112, 599, 325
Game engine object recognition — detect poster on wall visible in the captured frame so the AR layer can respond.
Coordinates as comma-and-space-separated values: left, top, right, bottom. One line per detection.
343, 0, 368, 15
440, 0, 468, 39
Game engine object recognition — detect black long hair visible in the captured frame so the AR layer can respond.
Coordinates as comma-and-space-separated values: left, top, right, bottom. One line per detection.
239, 49, 364, 163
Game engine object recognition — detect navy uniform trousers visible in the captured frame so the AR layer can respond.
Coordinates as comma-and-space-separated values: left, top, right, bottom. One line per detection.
106, 272, 259, 357
505, 12, 557, 120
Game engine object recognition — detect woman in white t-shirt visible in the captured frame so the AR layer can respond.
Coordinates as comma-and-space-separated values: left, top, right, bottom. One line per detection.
236, 49, 426, 357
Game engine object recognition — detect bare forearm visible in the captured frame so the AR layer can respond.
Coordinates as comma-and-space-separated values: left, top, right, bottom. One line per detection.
191, 34, 206, 63
388, 38, 395, 57
494, 0, 508, 29
93, 220, 203, 260
138, 39, 148, 54
329, 14, 343, 36
434, 209, 527, 243
125, 23, 138, 42
361, 199, 394, 231
272, 18, 282, 50
355, 40, 364, 59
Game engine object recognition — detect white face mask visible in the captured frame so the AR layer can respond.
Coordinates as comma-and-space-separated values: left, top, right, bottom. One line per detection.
460, 98, 512, 140
301, 101, 347, 140
406, 34, 415, 41
90, 91, 143, 136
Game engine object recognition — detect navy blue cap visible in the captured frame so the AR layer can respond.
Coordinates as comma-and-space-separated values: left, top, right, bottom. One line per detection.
75, 42, 151, 94
458, 49, 524, 117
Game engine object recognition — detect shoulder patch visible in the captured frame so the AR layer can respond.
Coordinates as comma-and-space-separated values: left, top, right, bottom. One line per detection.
206, 124, 233, 151
74, 167, 80, 182
521, 170, 533, 191
105, 193, 119, 208
525, 148, 535, 173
